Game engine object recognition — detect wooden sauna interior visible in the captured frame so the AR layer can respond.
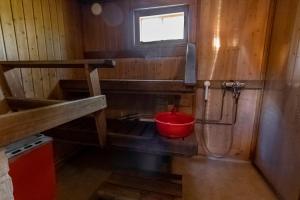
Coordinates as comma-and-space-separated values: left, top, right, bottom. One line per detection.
0, 0, 299, 199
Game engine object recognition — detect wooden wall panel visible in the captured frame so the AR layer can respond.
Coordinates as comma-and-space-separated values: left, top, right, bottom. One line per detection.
81, 0, 271, 80
0, 0, 83, 99
80, 0, 272, 160
81, 0, 196, 80
24, 0, 43, 98
11, 0, 34, 97
0, 0, 25, 97
195, 0, 272, 159
195, 89, 262, 159
82, 0, 197, 53
98, 57, 185, 80
255, 0, 300, 198
42, 0, 55, 96
62, 0, 85, 80
0, 0, 19, 61
197, 0, 271, 80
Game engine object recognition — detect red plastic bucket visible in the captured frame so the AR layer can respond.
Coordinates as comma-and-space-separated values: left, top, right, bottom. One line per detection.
155, 111, 195, 138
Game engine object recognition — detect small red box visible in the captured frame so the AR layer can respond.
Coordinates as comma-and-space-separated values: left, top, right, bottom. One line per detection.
6, 135, 56, 200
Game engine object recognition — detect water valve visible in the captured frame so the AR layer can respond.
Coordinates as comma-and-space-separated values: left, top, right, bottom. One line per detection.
222, 81, 245, 89
222, 81, 245, 101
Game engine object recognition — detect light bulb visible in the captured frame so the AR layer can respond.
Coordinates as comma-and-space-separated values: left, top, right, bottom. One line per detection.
91, 3, 102, 16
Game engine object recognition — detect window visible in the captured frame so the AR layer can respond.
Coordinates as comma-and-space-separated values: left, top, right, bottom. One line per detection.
139, 12, 185, 42
134, 5, 188, 46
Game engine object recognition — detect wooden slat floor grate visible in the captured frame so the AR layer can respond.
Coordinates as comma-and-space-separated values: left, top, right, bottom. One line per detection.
97, 172, 182, 200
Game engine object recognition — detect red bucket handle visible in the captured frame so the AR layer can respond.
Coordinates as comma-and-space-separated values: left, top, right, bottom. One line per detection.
171, 106, 177, 114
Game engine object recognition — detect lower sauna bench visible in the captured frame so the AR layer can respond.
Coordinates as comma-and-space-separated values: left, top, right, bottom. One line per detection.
44, 117, 198, 157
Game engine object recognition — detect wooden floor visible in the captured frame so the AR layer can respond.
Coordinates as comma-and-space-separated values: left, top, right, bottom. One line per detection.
56, 148, 277, 200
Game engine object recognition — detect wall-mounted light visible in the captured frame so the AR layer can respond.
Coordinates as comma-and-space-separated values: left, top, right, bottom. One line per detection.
91, 2, 102, 16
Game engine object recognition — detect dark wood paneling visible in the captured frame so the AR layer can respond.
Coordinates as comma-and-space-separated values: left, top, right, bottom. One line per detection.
81, 0, 196, 81
99, 57, 186, 80
255, 0, 300, 199
82, 0, 197, 54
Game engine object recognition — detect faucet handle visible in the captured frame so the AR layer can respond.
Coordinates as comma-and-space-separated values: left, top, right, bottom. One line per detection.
222, 81, 245, 89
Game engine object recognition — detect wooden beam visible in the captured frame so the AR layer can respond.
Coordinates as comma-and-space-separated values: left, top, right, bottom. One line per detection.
0, 63, 28, 98
0, 65, 12, 97
0, 95, 106, 147
84, 47, 186, 59
84, 64, 107, 147
6, 97, 63, 110
0, 100, 10, 114
60, 79, 196, 94
3, 70, 25, 97
85, 65, 101, 95
0, 66, 11, 114
0, 59, 116, 71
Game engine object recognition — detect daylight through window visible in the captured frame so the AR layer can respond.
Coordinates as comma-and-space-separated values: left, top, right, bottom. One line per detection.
139, 12, 185, 43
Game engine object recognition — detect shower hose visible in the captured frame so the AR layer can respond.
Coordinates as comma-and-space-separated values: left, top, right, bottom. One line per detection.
197, 85, 241, 158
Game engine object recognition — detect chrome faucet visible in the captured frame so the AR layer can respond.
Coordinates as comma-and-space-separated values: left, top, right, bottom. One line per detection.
222, 81, 245, 101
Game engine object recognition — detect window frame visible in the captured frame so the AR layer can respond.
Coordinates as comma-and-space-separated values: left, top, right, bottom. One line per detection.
133, 4, 189, 47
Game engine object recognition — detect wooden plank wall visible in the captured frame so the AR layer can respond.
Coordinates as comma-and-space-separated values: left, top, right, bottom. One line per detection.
255, 0, 300, 198
81, 0, 196, 120
195, 0, 272, 159
80, 0, 272, 160
0, 0, 83, 99
81, 0, 197, 81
